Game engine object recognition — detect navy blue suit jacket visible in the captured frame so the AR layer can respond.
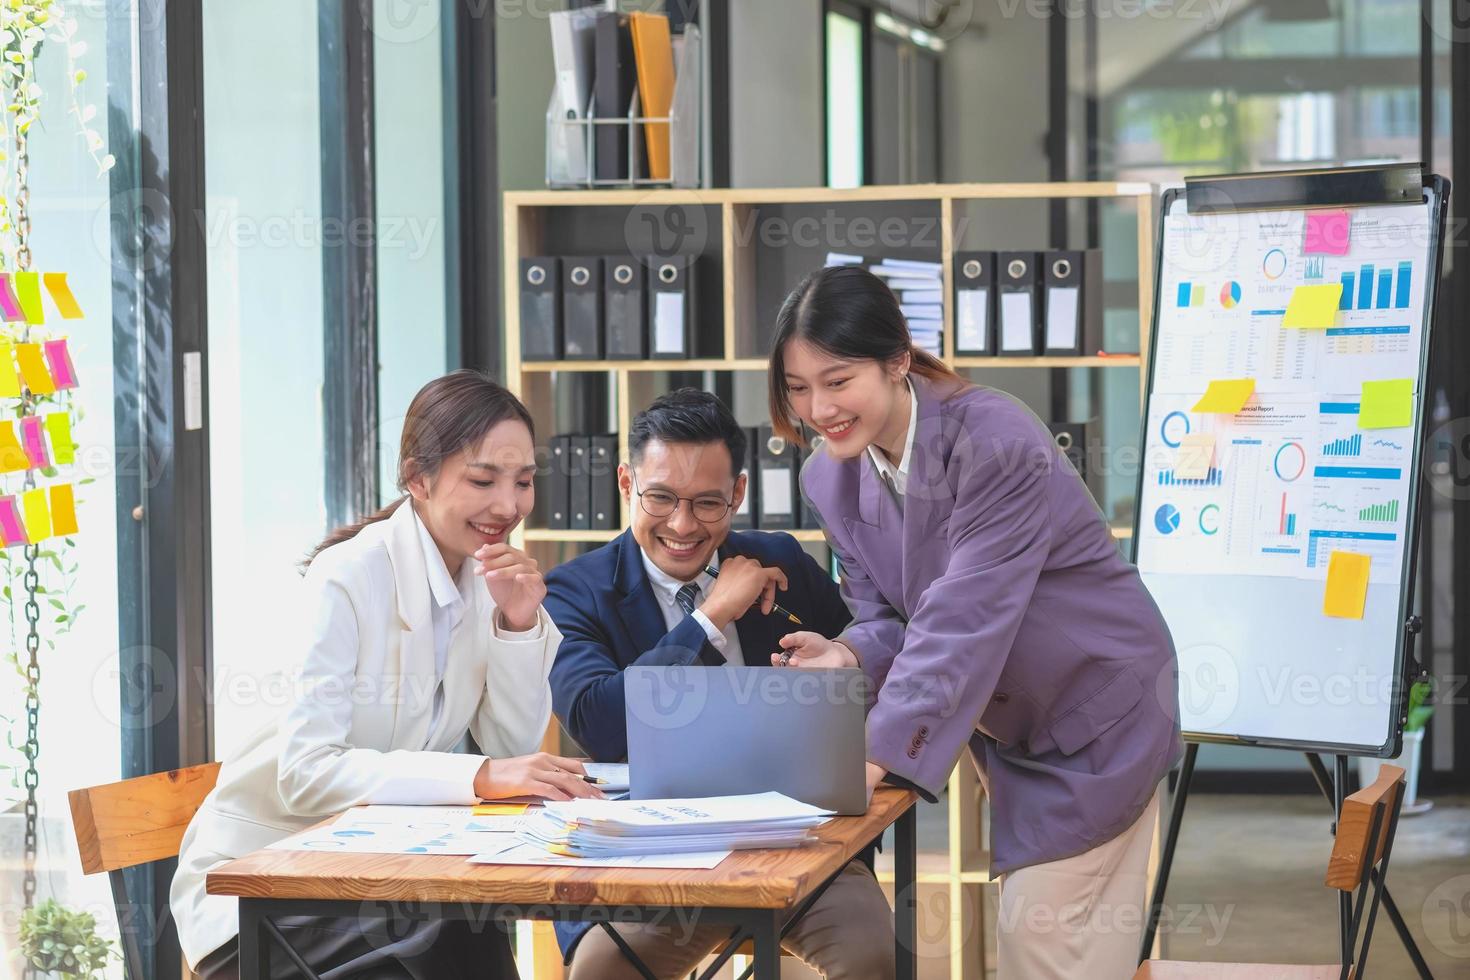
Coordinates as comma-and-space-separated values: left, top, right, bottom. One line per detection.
543, 528, 853, 960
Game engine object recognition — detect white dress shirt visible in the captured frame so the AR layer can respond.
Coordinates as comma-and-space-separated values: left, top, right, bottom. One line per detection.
414, 505, 541, 747
639, 549, 745, 665
867, 375, 919, 496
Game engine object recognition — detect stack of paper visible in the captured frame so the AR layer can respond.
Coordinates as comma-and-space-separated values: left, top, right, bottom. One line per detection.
826, 253, 943, 356
514, 791, 834, 860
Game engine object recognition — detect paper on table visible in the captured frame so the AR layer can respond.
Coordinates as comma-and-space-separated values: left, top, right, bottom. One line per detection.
1323, 551, 1370, 620
584, 762, 629, 791
469, 839, 729, 870
1358, 379, 1413, 429
333, 804, 527, 835
1304, 210, 1351, 256
1000, 291, 1034, 352
543, 791, 834, 830
473, 802, 532, 816
1282, 284, 1343, 329
1192, 379, 1255, 414
1174, 433, 1216, 480
269, 827, 516, 855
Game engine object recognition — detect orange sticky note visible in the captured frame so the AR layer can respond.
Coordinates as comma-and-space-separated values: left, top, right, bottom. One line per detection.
1282, 284, 1343, 329
48, 484, 77, 537
1305, 210, 1351, 256
13, 343, 54, 395
44, 413, 76, 466
42, 273, 84, 320
0, 422, 27, 472
1192, 379, 1255, 414
20, 487, 49, 542
472, 803, 531, 816
13, 271, 44, 324
1175, 433, 1216, 480
0, 343, 19, 399
1323, 551, 1370, 619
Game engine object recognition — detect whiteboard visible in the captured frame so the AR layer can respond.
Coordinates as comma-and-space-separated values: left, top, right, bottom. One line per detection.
1133, 180, 1447, 755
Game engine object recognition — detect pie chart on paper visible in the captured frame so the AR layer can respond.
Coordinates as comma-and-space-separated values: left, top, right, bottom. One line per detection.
1220, 281, 1241, 308
1154, 504, 1181, 535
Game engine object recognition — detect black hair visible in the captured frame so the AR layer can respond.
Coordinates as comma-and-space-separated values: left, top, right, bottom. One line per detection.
768, 264, 966, 443
629, 388, 747, 478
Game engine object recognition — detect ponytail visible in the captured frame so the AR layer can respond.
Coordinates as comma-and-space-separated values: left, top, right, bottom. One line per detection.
299, 497, 406, 571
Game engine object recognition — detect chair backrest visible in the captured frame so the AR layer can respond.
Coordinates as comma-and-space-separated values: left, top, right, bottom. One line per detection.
1325, 764, 1405, 892
68, 762, 221, 874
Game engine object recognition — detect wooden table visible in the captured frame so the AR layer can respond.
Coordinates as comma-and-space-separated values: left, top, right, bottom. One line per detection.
208, 787, 919, 980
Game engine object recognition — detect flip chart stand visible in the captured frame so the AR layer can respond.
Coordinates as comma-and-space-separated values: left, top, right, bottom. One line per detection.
1136, 163, 1447, 976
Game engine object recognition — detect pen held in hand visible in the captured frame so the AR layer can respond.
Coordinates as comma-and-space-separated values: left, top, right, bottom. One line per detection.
703, 564, 804, 626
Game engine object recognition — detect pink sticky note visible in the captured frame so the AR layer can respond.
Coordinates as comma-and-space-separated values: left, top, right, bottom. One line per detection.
19, 416, 47, 470
0, 275, 23, 322
1305, 210, 1351, 256
43, 339, 77, 389
0, 495, 28, 547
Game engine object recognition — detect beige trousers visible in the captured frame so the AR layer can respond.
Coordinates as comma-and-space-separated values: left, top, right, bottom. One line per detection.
568, 859, 895, 980
996, 787, 1163, 980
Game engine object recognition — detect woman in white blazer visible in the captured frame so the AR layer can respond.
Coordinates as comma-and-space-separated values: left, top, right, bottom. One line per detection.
171, 371, 597, 979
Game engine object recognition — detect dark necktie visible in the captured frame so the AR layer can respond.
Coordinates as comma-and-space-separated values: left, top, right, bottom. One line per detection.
675, 583, 701, 617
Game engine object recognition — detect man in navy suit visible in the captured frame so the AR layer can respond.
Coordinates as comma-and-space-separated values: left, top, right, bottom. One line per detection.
544, 389, 895, 980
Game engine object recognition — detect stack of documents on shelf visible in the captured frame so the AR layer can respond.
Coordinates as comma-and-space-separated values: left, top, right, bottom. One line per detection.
826, 252, 943, 356
511, 791, 834, 860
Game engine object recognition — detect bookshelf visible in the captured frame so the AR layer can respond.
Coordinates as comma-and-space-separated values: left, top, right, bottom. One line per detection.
505, 181, 1154, 979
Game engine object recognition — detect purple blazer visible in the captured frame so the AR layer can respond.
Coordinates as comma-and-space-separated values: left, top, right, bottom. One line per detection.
802, 376, 1183, 875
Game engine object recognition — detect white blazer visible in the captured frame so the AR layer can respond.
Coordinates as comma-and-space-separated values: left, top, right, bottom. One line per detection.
170, 501, 562, 968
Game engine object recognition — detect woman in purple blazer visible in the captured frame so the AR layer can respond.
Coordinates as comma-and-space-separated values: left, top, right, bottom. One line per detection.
768, 265, 1183, 979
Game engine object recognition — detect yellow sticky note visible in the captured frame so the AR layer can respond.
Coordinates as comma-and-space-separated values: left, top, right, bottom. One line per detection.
1282, 284, 1343, 329
0, 422, 26, 472
20, 487, 50, 542
48, 484, 77, 537
472, 803, 531, 816
0, 343, 19, 399
13, 343, 54, 395
1358, 378, 1413, 429
44, 413, 76, 466
42, 273, 84, 320
1192, 379, 1255, 414
13, 271, 44, 325
1175, 433, 1216, 480
1323, 550, 1370, 619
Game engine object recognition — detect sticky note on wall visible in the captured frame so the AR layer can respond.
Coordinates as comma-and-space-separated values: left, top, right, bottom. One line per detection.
42, 273, 84, 320
13, 272, 44, 325
1175, 433, 1216, 480
1305, 210, 1351, 256
20, 487, 49, 542
1359, 378, 1413, 429
49, 484, 77, 537
0, 422, 27, 472
0, 275, 23, 322
0, 343, 19, 398
1282, 284, 1344, 329
43, 340, 77, 390
0, 496, 26, 546
19, 415, 47, 470
13, 344, 54, 395
44, 413, 75, 466
1192, 379, 1255, 414
1323, 550, 1370, 619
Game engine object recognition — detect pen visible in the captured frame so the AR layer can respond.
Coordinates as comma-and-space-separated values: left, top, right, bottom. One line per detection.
581, 775, 608, 785
703, 564, 804, 626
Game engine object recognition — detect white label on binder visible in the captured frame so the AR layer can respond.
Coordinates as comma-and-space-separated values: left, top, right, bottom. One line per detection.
761, 467, 793, 516
1000, 291, 1034, 352
957, 288, 989, 350
1045, 286, 1080, 350
654, 292, 685, 354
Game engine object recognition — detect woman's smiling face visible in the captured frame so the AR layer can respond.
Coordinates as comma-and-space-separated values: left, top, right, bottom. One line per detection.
408, 418, 536, 571
781, 339, 909, 460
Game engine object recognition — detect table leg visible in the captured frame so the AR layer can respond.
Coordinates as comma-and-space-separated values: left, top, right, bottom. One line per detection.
238, 898, 267, 980
750, 909, 781, 978
895, 802, 917, 980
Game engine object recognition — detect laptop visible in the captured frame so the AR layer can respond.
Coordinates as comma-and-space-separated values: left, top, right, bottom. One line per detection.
623, 665, 870, 815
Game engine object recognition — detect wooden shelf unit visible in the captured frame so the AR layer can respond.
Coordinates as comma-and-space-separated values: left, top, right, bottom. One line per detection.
504, 181, 1154, 980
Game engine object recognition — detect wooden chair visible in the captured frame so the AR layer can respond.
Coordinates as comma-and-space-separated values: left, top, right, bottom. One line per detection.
1134, 764, 1407, 980
68, 762, 221, 980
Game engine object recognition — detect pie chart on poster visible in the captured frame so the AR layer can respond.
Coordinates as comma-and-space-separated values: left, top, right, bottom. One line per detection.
1220, 281, 1241, 308
1154, 504, 1181, 535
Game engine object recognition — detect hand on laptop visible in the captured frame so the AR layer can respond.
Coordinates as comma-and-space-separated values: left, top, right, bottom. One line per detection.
474, 752, 604, 802
700, 556, 789, 630
770, 632, 859, 669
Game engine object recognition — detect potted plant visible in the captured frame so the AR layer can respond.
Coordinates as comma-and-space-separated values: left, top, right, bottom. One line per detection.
1357, 677, 1434, 814
18, 898, 115, 979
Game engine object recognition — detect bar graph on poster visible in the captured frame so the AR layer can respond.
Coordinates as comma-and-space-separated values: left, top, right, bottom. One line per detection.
1134, 180, 1447, 752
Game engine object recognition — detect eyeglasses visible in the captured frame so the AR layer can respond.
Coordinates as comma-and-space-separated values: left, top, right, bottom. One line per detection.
632, 474, 733, 524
